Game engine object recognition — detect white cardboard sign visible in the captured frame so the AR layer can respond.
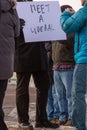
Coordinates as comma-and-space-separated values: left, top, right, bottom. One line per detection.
16, 1, 66, 42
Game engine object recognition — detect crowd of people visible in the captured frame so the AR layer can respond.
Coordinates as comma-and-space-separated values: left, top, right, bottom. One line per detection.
0, 0, 87, 130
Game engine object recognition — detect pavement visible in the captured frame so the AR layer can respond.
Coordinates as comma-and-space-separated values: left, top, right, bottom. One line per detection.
3, 77, 87, 130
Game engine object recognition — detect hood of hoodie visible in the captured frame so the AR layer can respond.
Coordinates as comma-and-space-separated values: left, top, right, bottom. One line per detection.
1, 0, 12, 11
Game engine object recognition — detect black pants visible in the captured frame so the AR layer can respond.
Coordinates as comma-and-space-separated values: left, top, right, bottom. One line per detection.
0, 80, 8, 130
16, 71, 50, 123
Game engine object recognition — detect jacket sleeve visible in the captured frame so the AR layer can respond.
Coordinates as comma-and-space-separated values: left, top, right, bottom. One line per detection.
13, 9, 20, 38
60, 9, 85, 33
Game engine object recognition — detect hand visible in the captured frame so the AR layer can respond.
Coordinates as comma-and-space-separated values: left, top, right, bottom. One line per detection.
20, 19, 25, 29
65, 8, 75, 14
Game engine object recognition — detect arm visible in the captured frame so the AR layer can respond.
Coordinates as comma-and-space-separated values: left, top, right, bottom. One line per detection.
13, 9, 20, 48
60, 9, 86, 33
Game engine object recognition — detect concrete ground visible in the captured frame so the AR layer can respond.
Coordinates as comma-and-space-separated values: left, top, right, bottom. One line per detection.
3, 78, 87, 130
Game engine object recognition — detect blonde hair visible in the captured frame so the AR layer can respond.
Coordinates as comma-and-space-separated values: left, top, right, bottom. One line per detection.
9, 0, 17, 9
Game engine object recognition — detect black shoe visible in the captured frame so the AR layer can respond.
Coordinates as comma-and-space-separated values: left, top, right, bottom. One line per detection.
35, 120, 59, 128
18, 122, 34, 130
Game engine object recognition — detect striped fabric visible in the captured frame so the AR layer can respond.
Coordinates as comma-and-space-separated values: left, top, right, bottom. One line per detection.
53, 64, 75, 71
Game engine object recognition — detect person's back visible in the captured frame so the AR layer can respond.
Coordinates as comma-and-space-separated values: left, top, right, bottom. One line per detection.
52, 34, 74, 65
52, 33, 75, 126
51, 5, 75, 126
0, 1, 20, 130
0, 0, 20, 79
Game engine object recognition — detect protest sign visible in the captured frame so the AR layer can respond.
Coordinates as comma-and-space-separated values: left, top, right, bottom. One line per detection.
17, 1, 66, 42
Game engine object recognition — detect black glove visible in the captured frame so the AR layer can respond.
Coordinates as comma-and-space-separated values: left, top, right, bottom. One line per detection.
20, 18, 25, 29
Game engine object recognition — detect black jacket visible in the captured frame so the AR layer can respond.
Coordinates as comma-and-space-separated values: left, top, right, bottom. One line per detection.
52, 34, 75, 65
14, 23, 49, 72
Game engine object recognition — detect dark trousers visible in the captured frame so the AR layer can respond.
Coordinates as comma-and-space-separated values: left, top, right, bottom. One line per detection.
16, 71, 50, 123
0, 80, 8, 130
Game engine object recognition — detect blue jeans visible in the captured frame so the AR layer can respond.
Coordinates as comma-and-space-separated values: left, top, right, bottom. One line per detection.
47, 83, 60, 120
54, 69, 74, 121
72, 64, 87, 130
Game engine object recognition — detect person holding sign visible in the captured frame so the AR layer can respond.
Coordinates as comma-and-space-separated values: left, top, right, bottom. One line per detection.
60, 0, 87, 130
0, 0, 20, 130
14, 0, 59, 129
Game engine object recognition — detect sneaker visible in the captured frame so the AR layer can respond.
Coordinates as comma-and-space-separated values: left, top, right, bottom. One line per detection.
18, 123, 34, 130
35, 120, 59, 128
64, 119, 72, 126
